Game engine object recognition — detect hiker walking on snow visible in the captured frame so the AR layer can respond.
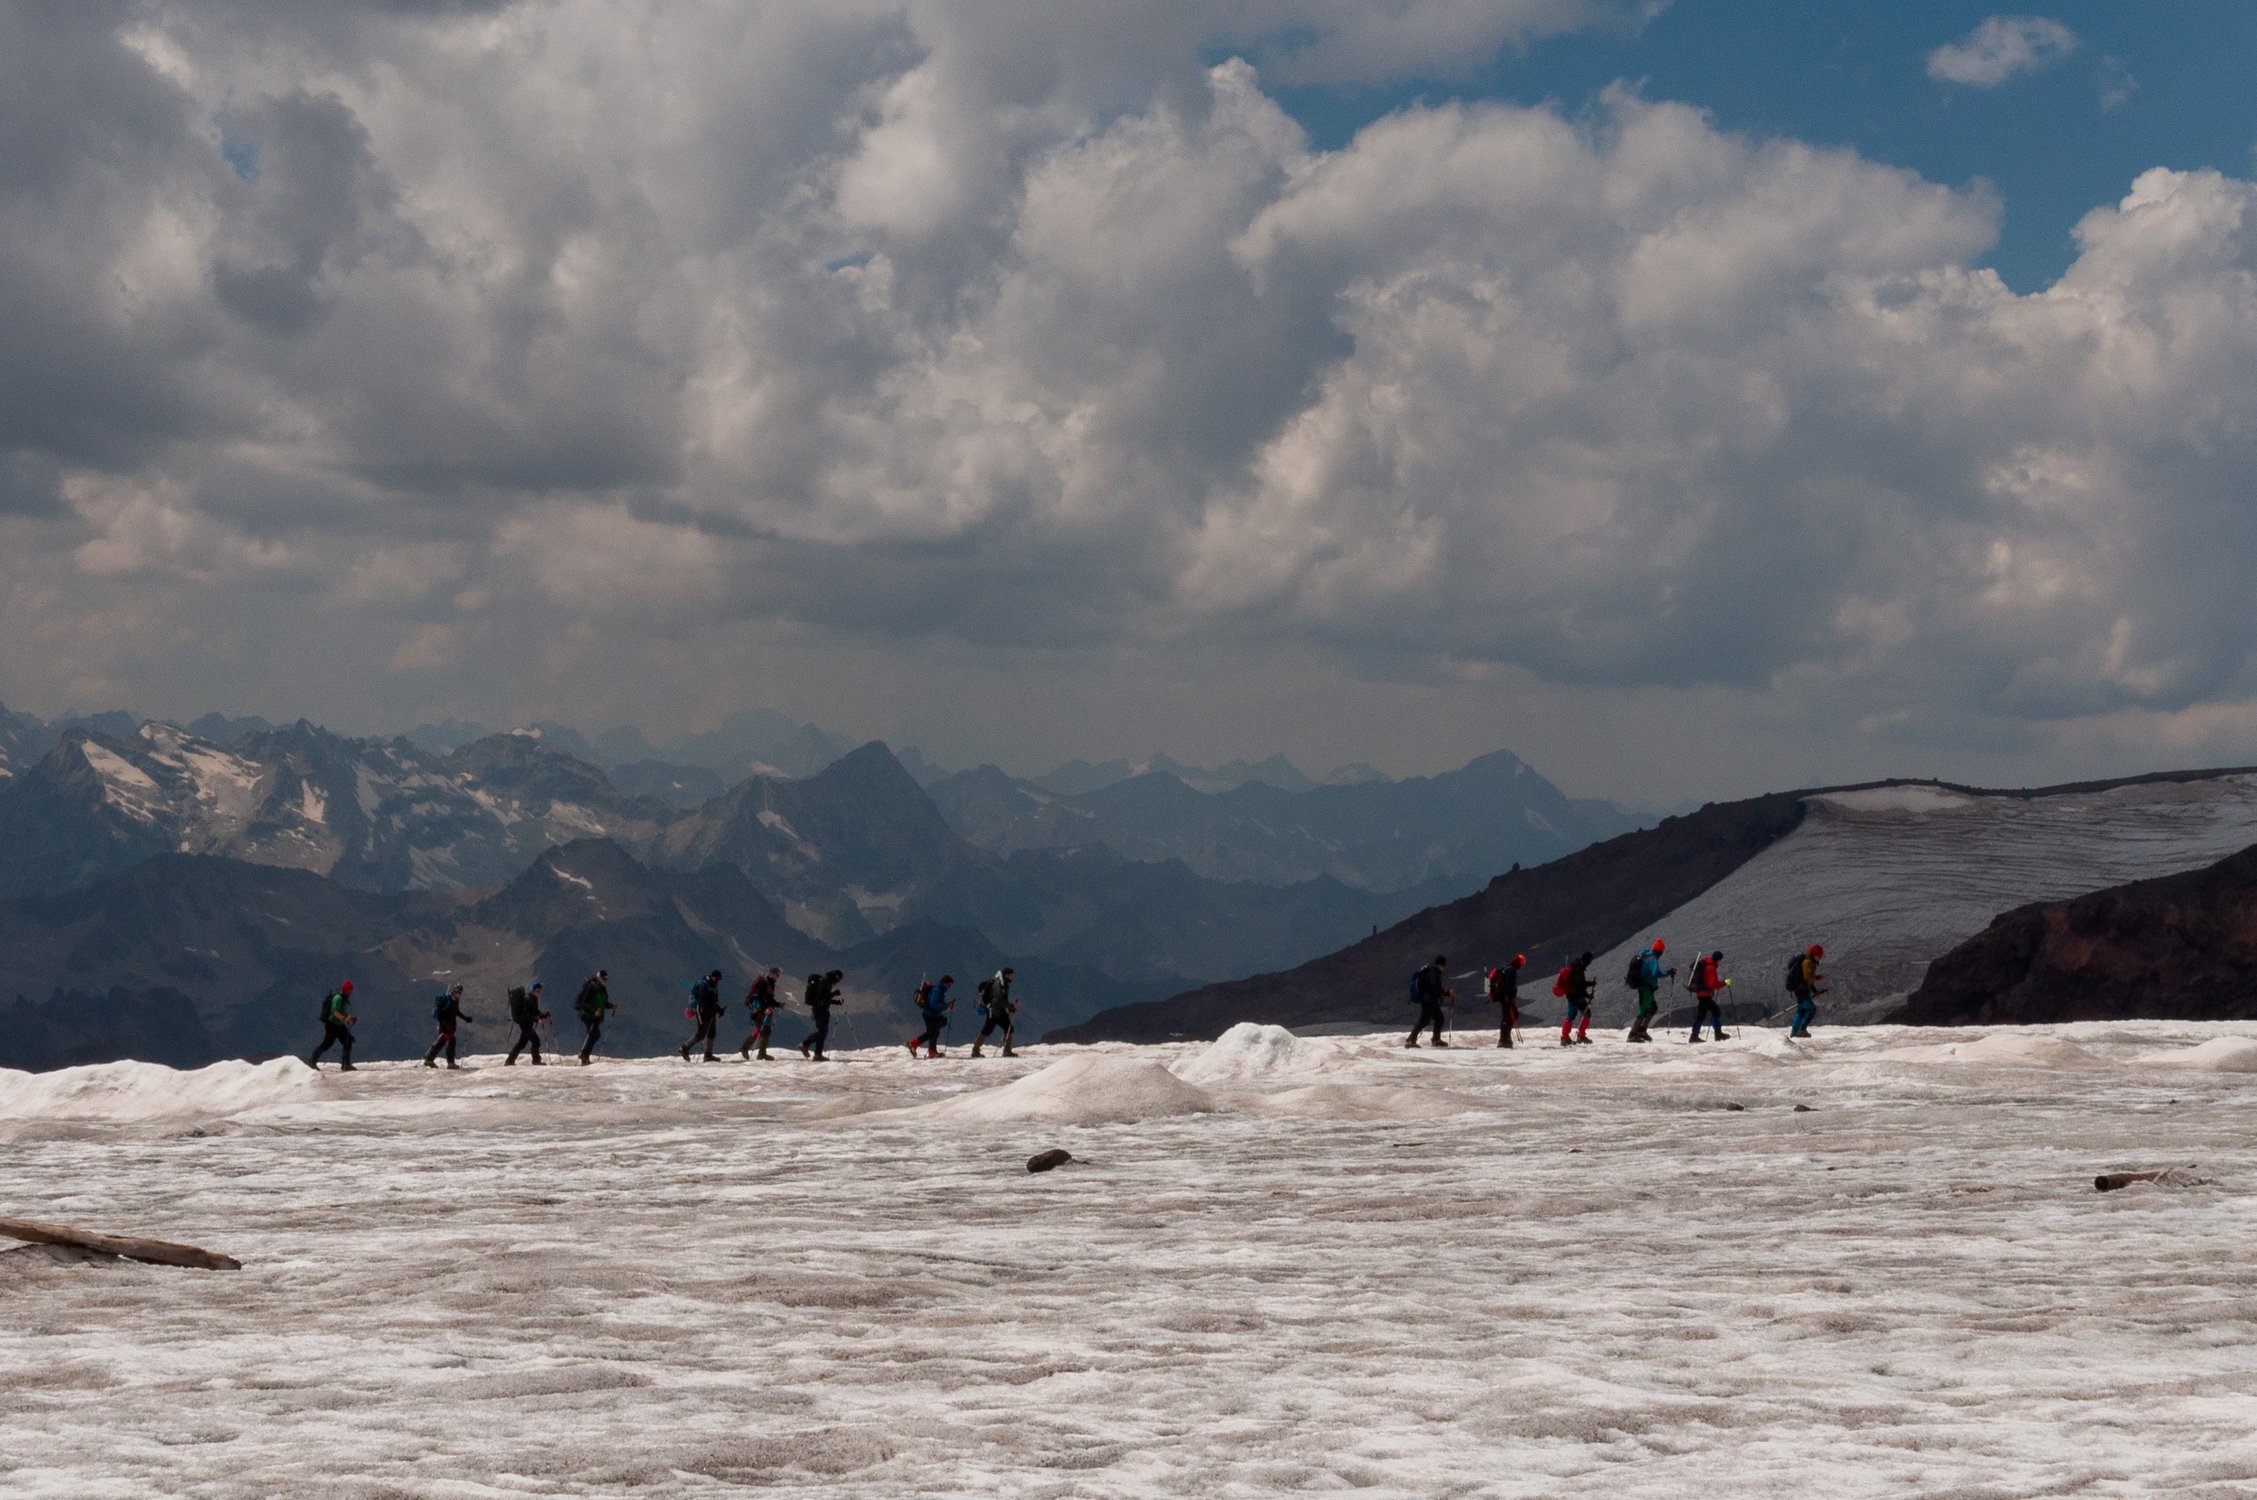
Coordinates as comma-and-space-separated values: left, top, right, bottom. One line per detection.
971, 967, 1018, 1058
681, 970, 725, 1062
1625, 940, 1674, 1043
738, 968, 782, 1060
907, 975, 955, 1059
574, 970, 615, 1065
424, 984, 477, 1069
800, 969, 843, 1060
310, 980, 357, 1071
1686, 952, 1731, 1043
1405, 954, 1453, 1048
1487, 956, 1524, 1048
1557, 953, 1596, 1046
1786, 945, 1826, 1038
504, 981, 548, 1065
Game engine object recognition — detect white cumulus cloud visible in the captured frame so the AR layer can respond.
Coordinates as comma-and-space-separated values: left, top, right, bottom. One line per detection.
1926, 15, 2079, 88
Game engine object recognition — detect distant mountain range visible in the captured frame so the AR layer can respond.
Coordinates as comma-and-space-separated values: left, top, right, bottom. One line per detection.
0, 700, 1647, 1069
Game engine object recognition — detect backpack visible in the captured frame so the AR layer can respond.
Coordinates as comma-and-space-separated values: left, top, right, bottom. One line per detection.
977, 977, 996, 1005
507, 985, 529, 1022
575, 979, 603, 1022
319, 992, 339, 1024
1553, 966, 1571, 998
1784, 955, 1810, 997
1624, 953, 1646, 990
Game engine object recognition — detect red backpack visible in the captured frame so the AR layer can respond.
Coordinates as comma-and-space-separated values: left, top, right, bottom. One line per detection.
1553, 966, 1572, 998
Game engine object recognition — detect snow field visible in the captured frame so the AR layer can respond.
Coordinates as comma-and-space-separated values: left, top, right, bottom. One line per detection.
1588, 773, 2257, 1021
6, 1023, 2257, 1496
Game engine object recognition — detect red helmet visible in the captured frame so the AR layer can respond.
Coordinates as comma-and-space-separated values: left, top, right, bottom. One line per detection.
1807, 944, 1824, 958
1513, 953, 1526, 967
339, 980, 354, 994
1651, 939, 1665, 953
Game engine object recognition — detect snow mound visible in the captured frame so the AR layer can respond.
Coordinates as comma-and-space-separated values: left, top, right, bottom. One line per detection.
1172, 1023, 1330, 1083
1247, 1084, 1487, 1121
1888, 1034, 2101, 1069
2148, 1036, 2257, 1072
0, 1057, 319, 1123
916, 1055, 1217, 1126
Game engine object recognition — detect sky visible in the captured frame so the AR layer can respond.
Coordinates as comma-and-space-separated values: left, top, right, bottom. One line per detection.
4, 2, 2257, 806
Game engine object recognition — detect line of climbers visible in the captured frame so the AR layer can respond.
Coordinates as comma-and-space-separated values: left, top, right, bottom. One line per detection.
1406, 942, 1829, 1050
307, 964, 1025, 1071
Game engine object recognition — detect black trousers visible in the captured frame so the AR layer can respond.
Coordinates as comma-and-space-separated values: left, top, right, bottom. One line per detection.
1407, 1000, 1446, 1044
805, 1007, 832, 1058
506, 1020, 542, 1063
311, 1020, 354, 1066
683, 1011, 720, 1058
1496, 1004, 1518, 1045
424, 1025, 460, 1066
579, 1018, 604, 1062
975, 1010, 1013, 1048
1691, 997, 1723, 1036
915, 1013, 946, 1053
740, 1012, 774, 1056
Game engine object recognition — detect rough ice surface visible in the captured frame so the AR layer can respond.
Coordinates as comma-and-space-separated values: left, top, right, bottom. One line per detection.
0, 1057, 317, 1124
901, 1053, 1218, 1125
1587, 774, 2257, 1021
8, 1023, 2257, 1496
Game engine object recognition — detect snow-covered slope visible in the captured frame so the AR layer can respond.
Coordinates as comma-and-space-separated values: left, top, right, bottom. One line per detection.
1587, 776, 2257, 1023
7, 1023, 2257, 1497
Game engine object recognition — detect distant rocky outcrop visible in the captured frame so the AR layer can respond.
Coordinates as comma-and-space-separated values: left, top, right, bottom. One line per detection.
1891, 841, 2257, 1026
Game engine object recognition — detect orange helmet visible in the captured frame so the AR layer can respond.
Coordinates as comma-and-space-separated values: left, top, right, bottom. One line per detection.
1651, 939, 1665, 953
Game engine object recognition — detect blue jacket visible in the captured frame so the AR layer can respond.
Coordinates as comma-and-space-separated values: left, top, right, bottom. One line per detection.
918, 981, 953, 1017
1634, 953, 1667, 992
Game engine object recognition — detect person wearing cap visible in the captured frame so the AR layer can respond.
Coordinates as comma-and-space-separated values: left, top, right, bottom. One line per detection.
680, 969, 726, 1062
1788, 945, 1826, 1038
310, 980, 358, 1072
1487, 955, 1525, 1047
1687, 951, 1731, 1043
505, 981, 548, 1066
1405, 953, 1453, 1048
971, 967, 1017, 1058
739, 967, 783, 1060
1626, 939, 1674, 1043
574, 969, 615, 1065
424, 983, 477, 1070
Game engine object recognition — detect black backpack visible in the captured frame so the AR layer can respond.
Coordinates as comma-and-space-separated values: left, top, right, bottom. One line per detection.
1623, 953, 1645, 990
317, 992, 336, 1024
1784, 955, 1809, 997
432, 993, 450, 1022
507, 985, 530, 1022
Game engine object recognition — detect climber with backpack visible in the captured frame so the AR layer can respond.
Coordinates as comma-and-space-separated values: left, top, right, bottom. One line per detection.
574, 970, 614, 1065
680, 969, 726, 1062
424, 983, 477, 1069
1624, 940, 1674, 1043
1686, 952, 1731, 1043
970, 967, 1017, 1057
504, 981, 548, 1065
1404, 954, 1452, 1048
1786, 945, 1827, 1038
1486, 956, 1524, 1047
800, 970, 843, 1060
309, 980, 357, 1071
1556, 953, 1596, 1046
906, 975, 955, 1059
738, 968, 783, 1060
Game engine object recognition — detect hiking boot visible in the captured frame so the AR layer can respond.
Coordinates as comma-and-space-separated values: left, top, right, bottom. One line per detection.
970, 1045, 984, 1058
799, 1039, 812, 1059
1715, 1031, 1732, 1041
340, 1062, 357, 1072
1404, 1039, 1420, 1048
1001, 1047, 1016, 1057
679, 1044, 692, 1061
1688, 1033, 1704, 1044
423, 1059, 437, 1069
446, 1062, 462, 1070
905, 1038, 921, 1058
1575, 1036, 1593, 1045
1559, 1036, 1575, 1048
531, 1058, 545, 1066
1432, 1039, 1451, 1048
